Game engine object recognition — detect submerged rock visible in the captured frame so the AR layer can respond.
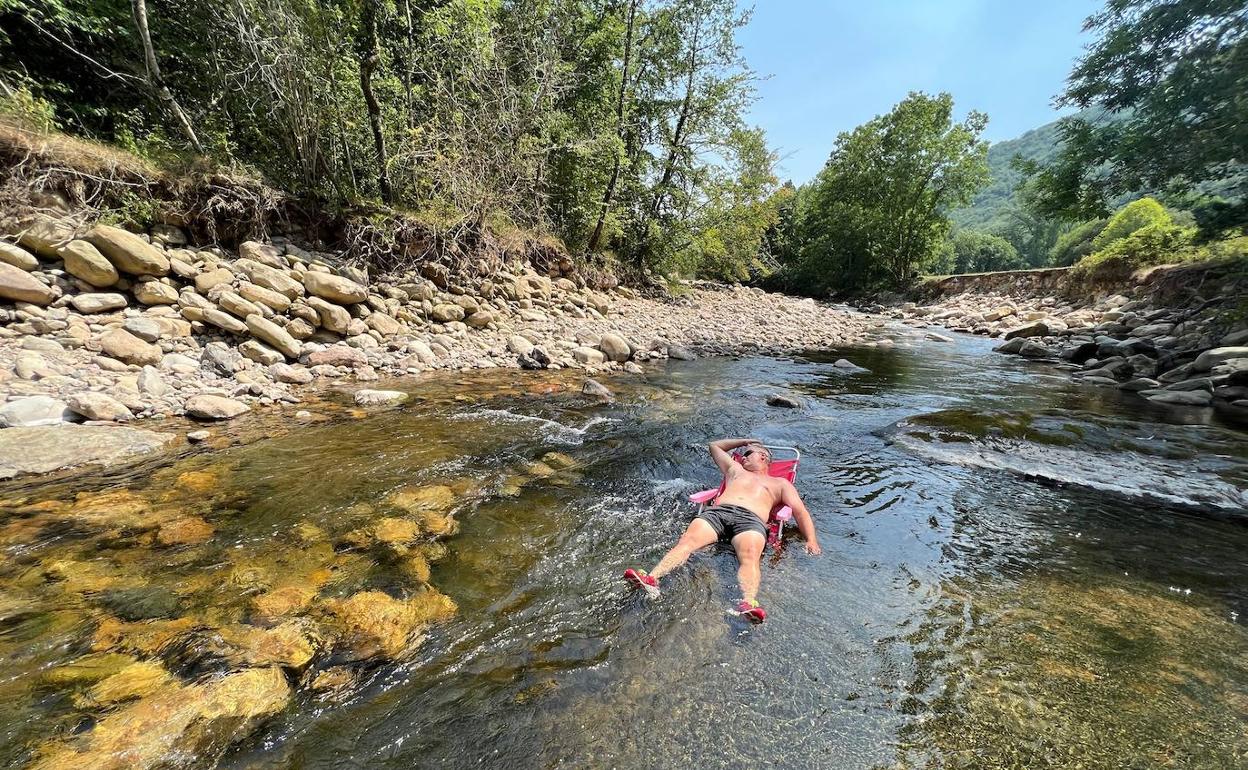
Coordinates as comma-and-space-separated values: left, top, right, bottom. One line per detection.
324, 589, 456, 661
353, 389, 407, 407
766, 393, 802, 408
30, 666, 291, 770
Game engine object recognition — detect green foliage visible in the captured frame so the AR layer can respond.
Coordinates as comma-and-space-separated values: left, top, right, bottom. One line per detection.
779, 92, 990, 293
1048, 218, 1107, 266
938, 230, 1025, 274
1028, 0, 1248, 232
1091, 197, 1171, 250
0, 0, 772, 279
1073, 221, 1197, 281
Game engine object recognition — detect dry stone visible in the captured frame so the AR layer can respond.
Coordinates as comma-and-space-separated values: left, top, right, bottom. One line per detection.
59, 240, 118, 287
86, 225, 170, 276
0, 262, 56, 305
132, 281, 178, 305
0, 241, 40, 271
597, 332, 632, 362
239, 241, 287, 268
184, 394, 250, 420
307, 297, 350, 333
237, 259, 304, 299
66, 392, 133, 422
195, 268, 234, 293
71, 293, 127, 314
304, 272, 367, 304
200, 308, 248, 335
16, 216, 73, 258
99, 328, 162, 366
218, 290, 263, 319
243, 314, 299, 358
238, 282, 291, 312
0, 396, 71, 427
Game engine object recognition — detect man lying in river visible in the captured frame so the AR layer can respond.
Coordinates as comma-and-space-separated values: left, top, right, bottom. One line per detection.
625, 438, 821, 622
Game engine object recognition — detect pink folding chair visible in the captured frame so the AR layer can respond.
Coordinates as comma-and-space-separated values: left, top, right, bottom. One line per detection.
687, 445, 802, 548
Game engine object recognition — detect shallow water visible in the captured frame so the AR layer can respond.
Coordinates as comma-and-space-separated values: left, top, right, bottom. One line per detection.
3, 327, 1247, 769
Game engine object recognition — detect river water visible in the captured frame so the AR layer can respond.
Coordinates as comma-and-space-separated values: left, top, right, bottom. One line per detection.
2, 327, 1246, 769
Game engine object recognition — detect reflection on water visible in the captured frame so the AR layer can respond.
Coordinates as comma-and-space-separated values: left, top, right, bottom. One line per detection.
1, 329, 1246, 769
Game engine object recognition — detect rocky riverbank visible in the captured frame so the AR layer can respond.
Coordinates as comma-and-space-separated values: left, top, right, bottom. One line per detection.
889, 261, 1248, 418
0, 215, 875, 475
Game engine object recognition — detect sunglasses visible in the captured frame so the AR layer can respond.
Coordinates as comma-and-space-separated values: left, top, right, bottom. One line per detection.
740, 448, 769, 460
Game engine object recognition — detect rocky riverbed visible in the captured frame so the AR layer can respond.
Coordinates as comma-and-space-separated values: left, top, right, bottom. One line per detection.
0, 216, 874, 477
888, 263, 1248, 420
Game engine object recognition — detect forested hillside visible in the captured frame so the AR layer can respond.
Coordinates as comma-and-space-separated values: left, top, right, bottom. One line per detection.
949, 118, 1065, 229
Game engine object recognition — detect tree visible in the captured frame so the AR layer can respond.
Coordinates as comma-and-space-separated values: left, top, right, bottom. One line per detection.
785, 92, 990, 293
1028, 0, 1248, 228
942, 230, 1025, 274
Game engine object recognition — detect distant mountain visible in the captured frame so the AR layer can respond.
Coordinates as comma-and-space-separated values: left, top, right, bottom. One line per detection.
950, 118, 1067, 229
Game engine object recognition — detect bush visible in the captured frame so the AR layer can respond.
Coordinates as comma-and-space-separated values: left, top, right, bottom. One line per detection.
1073, 221, 1197, 282
1091, 197, 1172, 251
1049, 218, 1106, 266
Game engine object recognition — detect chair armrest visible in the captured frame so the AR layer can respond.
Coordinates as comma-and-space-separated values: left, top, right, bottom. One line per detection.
774, 505, 793, 522
688, 489, 719, 504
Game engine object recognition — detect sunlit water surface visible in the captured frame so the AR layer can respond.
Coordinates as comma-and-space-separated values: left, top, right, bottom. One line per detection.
2, 328, 1246, 769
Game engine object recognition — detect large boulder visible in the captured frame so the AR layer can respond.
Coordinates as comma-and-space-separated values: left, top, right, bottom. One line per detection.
304, 272, 368, 304
1001, 320, 1049, 340
0, 262, 56, 305
239, 241, 287, 268
366, 312, 403, 336
597, 332, 632, 362
572, 347, 605, 365
85, 225, 170, 276
99, 328, 162, 366
1192, 347, 1248, 373
194, 267, 234, 294
184, 394, 250, 420
246, 314, 302, 359
0, 424, 173, 479
59, 240, 119, 287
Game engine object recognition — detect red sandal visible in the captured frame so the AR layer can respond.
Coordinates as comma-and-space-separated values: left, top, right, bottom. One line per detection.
730, 599, 766, 623
623, 568, 660, 598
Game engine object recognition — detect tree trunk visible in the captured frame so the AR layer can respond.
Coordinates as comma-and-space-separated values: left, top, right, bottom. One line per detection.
131, 0, 203, 154
359, 2, 392, 202
587, 0, 638, 254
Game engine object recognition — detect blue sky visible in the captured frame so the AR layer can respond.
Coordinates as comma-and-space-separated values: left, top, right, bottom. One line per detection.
738, 0, 1100, 183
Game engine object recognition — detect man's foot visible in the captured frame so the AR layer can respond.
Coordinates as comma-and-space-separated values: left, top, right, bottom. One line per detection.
623, 568, 660, 598
730, 599, 766, 623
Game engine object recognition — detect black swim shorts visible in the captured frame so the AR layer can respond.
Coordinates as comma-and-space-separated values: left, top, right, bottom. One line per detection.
696, 503, 768, 541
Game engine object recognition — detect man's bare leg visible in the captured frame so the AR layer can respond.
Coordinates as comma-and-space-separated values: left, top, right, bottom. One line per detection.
650, 518, 719, 579
730, 531, 766, 604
